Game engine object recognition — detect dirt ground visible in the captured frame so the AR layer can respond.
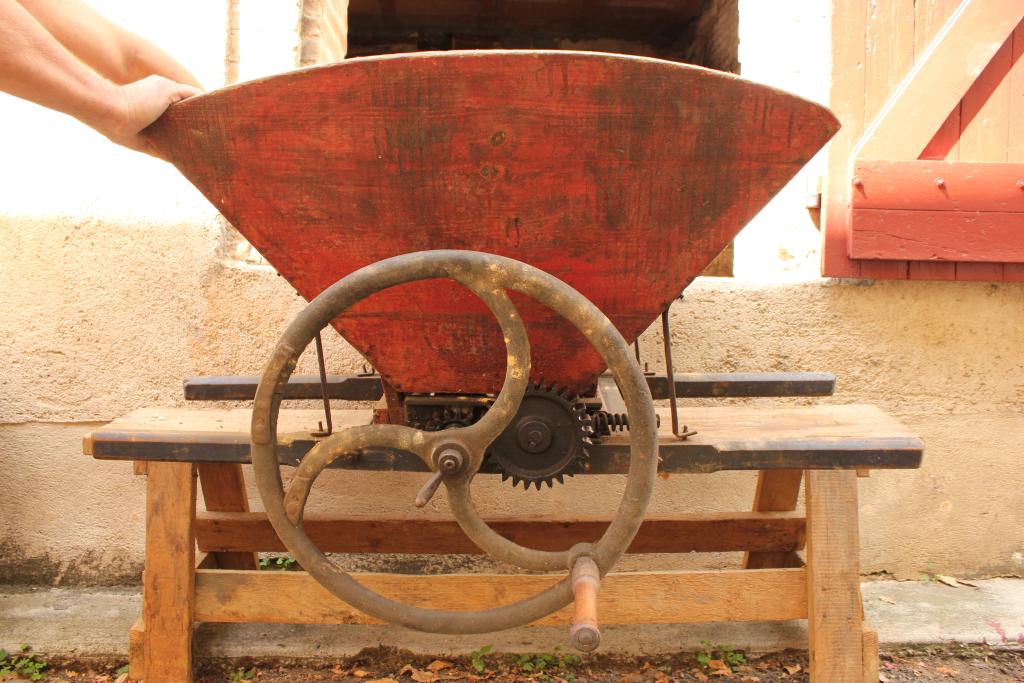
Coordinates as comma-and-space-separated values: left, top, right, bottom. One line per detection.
8, 644, 1023, 683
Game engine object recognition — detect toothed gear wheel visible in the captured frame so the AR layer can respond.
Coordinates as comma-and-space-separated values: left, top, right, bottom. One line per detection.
486, 381, 594, 489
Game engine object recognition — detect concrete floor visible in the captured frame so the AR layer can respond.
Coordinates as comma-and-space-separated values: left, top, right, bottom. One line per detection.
1, 579, 1022, 659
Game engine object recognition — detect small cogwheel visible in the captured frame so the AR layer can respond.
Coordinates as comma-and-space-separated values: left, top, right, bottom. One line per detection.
486, 381, 594, 489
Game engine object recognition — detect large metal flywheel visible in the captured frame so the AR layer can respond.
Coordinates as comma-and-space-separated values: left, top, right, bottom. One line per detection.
250, 250, 658, 650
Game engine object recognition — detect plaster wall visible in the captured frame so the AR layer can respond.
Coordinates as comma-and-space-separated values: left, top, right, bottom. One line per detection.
0, 1, 1022, 585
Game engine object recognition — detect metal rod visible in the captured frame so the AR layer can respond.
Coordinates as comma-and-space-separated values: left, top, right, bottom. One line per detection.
312, 331, 333, 437
660, 309, 696, 440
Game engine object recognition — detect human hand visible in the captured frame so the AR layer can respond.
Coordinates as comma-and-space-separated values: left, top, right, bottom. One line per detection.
94, 74, 200, 158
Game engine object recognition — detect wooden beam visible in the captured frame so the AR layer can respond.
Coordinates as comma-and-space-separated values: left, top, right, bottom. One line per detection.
85, 405, 925, 472
849, 208, 1024, 262
806, 470, 863, 682
822, 0, 867, 278
851, 160, 1024, 212
744, 470, 803, 569
142, 462, 196, 683
855, 1, 1023, 161
128, 617, 144, 682
193, 567, 808, 625
195, 511, 805, 555
862, 624, 880, 683
197, 463, 259, 570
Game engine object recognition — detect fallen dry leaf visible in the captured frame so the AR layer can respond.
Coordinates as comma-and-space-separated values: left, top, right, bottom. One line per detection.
693, 671, 709, 682
740, 677, 761, 683
411, 670, 438, 682
367, 678, 399, 683
707, 659, 730, 672
427, 660, 453, 672
783, 663, 802, 675
936, 575, 963, 588
331, 667, 348, 675
398, 665, 416, 676
114, 675, 129, 683
879, 595, 897, 604
353, 669, 372, 678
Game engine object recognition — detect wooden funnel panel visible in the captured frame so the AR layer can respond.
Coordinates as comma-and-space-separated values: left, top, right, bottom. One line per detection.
148, 51, 838, 394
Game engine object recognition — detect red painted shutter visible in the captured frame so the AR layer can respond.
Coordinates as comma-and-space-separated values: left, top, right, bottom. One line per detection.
823, 0, 1024, 281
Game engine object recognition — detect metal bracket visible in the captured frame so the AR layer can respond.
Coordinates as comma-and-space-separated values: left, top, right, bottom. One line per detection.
660, 309, 697, 441
310, 332, 334, 437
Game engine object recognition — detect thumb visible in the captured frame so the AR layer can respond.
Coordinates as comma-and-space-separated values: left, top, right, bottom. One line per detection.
162, 81, 202, 105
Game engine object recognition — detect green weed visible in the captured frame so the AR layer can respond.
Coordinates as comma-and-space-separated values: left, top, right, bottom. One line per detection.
696, 640, 746, 672
0, 645, 48, 681
470, 645, 492, 673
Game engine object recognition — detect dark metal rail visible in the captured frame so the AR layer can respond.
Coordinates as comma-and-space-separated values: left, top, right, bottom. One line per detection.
183, 372, 836, 402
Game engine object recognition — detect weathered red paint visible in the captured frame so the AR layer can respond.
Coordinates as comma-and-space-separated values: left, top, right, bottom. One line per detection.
148, 51, 837, 394
824, 0, 1024, 281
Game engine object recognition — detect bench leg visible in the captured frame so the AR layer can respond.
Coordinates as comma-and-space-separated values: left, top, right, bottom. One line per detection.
142, 462, 197, 683
197, 463, 259, 569
744, 469, 803, 568
806, 470, 865, 682
128, 617, 145, 681
862, 624, 880, 683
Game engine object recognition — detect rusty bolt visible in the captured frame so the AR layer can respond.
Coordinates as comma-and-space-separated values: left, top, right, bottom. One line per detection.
437, 449, 464, 474
1016, 179, 1024, 190
490, 131, 506, 146
851, 176, 863, 188
934, 177, 946, 188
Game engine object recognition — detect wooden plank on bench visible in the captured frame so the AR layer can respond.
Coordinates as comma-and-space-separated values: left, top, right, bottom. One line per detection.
193, 568, 808, 625
84, 404, 923, 472
183, 372, 836, 402
195, 511, 805, 554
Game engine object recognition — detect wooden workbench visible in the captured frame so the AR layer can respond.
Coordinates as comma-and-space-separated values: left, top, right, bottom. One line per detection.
85, 404, 922, 683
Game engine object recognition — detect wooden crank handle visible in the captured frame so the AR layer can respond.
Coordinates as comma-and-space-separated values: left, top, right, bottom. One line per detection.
569, 556, 601, 652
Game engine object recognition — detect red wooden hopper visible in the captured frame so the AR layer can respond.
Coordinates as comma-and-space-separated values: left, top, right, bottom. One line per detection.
148, 51, 838, 395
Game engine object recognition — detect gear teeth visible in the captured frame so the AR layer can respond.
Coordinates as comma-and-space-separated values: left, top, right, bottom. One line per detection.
492, 379, 591, 490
